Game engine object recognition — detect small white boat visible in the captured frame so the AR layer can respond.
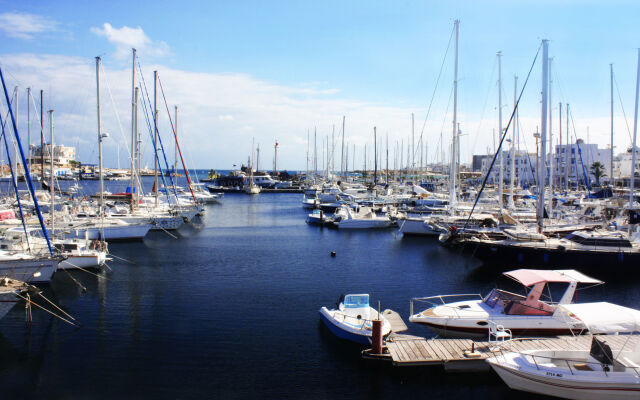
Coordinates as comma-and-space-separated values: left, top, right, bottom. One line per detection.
244, 184, 261, 195
306, 209, 333, 225
319, 294, 392, 345
334, 206, 393, 229
487, 302, 640, 400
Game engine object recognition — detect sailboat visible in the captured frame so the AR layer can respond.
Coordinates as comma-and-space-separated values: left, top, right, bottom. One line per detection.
245, 138, 261, 194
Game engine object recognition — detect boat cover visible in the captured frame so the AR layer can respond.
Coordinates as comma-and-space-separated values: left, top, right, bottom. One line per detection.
504, 269, 602, 287
556, 302, 640, 334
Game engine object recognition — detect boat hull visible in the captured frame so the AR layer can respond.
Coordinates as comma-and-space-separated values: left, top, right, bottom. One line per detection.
412, 320, 580, 338
64, 224, 151, 241
398, 218, 440, 236
58, 253, 106, 270
319, 308, 373, 345
0, 259, 57, 284
337, 220, 392, 229
489, 360, 640, 400
465, 241, 640, 269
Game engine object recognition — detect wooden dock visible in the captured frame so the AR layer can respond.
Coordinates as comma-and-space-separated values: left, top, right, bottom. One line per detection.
381, 334, 639, 372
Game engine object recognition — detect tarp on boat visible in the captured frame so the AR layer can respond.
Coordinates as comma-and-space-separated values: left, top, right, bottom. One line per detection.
504, 269, 603, 287
557, 302, 640, 334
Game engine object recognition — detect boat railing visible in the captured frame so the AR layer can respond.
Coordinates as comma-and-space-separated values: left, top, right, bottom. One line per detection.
410, 294, 483, 317
492, 346, 640, 377
332, 311, 374, 331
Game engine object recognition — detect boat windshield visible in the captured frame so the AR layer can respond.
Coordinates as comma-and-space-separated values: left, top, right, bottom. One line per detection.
343, 294, 369, 308
482, 288, 525, 308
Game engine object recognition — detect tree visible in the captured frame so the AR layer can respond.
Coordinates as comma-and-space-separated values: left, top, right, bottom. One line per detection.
590, 161, 606, 186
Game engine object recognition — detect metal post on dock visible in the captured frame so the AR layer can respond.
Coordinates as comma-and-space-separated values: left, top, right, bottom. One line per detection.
371, 301, 383, 355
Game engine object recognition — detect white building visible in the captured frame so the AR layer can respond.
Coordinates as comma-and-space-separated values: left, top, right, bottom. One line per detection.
612, 147, 640, 183
552, 140, 611, 187
481, 150, 537, 186
477, 140, 612, 187
29, 144, 76, 167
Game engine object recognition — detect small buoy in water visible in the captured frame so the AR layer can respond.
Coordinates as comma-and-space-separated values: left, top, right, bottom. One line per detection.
330, 251, 336, 257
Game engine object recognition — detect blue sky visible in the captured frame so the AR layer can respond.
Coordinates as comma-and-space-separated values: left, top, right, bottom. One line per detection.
0, 1, 639, 169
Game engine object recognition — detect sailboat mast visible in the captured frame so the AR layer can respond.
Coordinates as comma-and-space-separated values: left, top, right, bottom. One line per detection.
49, 109, 54, 236
565, 103, 569, 190
175, 105, 178, 176
27, 87, 31, 174
498, 51, 503, 213
133, 87, 139, 210
629, 48, 640, 210
40, 89, 44, 182
449, 20, 459, 208
130, 48, 136, 212
559, 102, 562, 189
509, 75, 517, 208
411, 112, 415, 176
374, 127, 377, 184
548, 57, 554, 216
153, 70, 159, 207
610, 64, 614, 187
341, 116, 345, 180
537, 40, 549, 232
386, 132, 389, 185
96, 57, 104, 217
14, 88, 18, 186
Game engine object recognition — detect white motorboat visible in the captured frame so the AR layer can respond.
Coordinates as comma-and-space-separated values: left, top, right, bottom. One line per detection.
334, 206, 393, 229
61, 219, 152, 241
306, 209, 333, 226
302, 194, 319, 209
319, 294, 392, 345
409, 269, 602, 338
487, 302, 640, 400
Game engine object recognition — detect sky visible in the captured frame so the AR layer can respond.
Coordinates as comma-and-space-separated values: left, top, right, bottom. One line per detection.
0, 0, 639, 170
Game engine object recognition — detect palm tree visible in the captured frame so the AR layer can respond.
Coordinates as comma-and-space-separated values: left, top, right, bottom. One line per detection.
590, 161, 606, 186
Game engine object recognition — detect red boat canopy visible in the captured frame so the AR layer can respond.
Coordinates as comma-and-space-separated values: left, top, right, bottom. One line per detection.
503, 269, 603, 287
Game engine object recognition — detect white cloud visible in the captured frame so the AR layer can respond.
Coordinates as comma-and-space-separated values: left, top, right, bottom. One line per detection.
0, 53, 626, 170
90, 23, 170, 59
0, 12, 58, 40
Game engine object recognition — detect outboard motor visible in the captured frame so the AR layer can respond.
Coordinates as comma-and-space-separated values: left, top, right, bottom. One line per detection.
590, 337, 614, 370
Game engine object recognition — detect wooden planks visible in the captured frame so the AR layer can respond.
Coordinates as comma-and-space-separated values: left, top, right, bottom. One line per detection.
382, 309, 408, 333
384, 334, 640, 368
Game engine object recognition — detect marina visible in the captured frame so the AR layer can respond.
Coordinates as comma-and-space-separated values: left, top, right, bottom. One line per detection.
1, 2, 640, 399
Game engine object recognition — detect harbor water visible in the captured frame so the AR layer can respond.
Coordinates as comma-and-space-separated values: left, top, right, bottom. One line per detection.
0, 180, 638, 399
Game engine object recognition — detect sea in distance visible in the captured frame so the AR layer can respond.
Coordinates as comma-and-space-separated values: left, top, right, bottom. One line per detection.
0, 175, 638, 399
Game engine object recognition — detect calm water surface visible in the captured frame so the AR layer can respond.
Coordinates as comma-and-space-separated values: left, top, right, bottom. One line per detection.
0, 185, 638, 399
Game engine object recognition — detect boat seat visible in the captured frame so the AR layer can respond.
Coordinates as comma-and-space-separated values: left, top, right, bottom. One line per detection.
488, 320, 512, 344
572, 363, 593, 371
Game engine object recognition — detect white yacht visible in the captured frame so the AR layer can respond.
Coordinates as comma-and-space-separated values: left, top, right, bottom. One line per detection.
334, 206, 393, 229
409, 269, 602, 337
